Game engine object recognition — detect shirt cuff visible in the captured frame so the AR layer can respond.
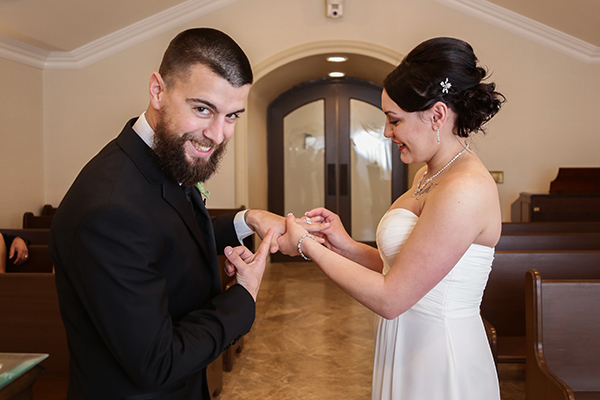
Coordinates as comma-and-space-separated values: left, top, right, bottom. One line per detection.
234, 209, 254, 245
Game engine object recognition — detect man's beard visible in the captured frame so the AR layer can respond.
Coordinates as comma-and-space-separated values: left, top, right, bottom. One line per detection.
152, 115, 227, 187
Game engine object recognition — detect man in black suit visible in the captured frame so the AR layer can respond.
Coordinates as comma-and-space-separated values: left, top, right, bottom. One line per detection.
49, 28, 284, 399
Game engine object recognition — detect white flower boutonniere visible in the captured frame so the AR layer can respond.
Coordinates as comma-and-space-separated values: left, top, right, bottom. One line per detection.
195, 182, 210, 199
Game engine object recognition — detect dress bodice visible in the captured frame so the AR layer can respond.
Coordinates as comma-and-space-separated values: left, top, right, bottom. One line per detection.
376, 208, 495, 318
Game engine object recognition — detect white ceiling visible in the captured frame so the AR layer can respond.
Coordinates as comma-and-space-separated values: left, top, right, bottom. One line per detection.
0, 0, 598, 68
0, 0, 189, 51
486, 0, 600, 46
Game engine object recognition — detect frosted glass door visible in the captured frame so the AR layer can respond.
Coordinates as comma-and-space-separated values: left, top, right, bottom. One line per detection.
350, 99, 391, 241
283, 100, 325, 217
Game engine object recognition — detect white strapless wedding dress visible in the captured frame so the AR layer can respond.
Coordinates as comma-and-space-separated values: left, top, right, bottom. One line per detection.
372, 208, 500, 400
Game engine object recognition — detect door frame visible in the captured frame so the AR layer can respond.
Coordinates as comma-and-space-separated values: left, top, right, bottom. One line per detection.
267, 77, 407, 252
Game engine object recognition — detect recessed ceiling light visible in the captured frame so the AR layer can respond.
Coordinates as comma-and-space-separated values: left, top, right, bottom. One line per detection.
327, 56, 348, 63
329, 72, 345, 78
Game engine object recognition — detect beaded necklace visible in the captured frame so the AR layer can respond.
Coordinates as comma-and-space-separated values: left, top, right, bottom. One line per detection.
413, 143, 469, 197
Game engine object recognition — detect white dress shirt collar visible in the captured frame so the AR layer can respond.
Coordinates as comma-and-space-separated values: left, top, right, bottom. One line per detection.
132, 112, 154, 148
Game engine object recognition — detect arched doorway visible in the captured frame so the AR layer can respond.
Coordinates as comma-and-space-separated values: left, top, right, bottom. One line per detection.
267, 77, 407, 256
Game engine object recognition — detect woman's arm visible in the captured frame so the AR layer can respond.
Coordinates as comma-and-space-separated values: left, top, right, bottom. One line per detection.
0, 233, 7, 273
280, 173, 495, 319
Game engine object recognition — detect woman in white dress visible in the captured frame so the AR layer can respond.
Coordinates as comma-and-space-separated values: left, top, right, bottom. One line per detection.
276, 37, 505, 399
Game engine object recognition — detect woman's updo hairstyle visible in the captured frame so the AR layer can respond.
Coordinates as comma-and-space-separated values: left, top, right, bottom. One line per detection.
383, 37, 505, 138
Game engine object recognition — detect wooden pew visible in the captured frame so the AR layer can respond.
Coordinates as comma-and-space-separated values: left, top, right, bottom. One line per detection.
0, 273, 69, 398
22, 212, 53, 229
41, 204, 58, 216
0, 228, 49, 245
481, 250, 600, 364
502, 221, 600, 234
496, 232, 600, 251
5, 244, 53, 273
525, 269, 600, 400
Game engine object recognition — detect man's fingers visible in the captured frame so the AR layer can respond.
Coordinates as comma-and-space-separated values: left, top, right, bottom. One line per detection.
226, 245, 254, 262
223, 260, 236, 277
224, 246, 247, 270
255, 228, 274, 262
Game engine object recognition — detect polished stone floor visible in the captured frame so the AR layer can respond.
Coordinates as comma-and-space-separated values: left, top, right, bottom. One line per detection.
215, 261, 525, 400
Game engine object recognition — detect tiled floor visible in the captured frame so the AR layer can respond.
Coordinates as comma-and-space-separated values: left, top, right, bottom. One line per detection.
215, 261, 525, 399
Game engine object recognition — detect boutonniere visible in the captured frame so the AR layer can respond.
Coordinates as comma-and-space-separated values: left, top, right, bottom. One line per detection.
195, 182, 210, 199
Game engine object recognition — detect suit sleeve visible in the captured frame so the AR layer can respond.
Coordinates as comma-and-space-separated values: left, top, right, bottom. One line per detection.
67, 205, 254, 389
211, 212, 241, 254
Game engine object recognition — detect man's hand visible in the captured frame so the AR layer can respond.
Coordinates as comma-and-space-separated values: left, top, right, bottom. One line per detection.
223, 229, 274, 301
245, 210, 328, 253
244, 210, 286, 253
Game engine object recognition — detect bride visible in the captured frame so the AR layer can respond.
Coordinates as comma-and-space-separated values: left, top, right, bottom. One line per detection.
276, 37, 505, 400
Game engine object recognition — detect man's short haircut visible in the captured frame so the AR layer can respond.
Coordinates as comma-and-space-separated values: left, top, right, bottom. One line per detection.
159, 27, 253, 88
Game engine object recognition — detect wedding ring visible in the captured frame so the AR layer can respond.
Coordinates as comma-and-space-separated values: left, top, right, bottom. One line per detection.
304, 216, 312, 224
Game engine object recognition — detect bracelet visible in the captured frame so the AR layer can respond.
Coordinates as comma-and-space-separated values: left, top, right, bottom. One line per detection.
298, 234, 317, 261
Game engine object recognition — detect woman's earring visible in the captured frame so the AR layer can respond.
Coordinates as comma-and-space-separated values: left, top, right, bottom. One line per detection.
436, 127, 440, 145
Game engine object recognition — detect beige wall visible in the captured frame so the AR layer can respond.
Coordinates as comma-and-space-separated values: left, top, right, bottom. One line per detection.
1, 0, 599, 228
0, 58, 44, 227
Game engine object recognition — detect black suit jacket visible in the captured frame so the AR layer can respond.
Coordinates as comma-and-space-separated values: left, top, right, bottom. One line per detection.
49, 118, 255, 399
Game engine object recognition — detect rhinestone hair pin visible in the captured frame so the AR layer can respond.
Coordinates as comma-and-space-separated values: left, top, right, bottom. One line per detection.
440, 78, 452, 94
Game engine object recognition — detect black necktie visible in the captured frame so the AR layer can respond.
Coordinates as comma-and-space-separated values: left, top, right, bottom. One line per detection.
183, 185, 192, 202
183, 185, 201, 218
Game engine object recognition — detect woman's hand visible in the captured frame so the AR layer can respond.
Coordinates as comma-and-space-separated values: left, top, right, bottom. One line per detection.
9, 237, 29, 265
304, 208, 354, 256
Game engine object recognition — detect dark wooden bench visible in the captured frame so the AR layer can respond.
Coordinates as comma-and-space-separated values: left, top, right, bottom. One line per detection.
41, 204, 58, 216
0, 228, 49, 245
0, 273, 69, 398
502, 221, 600, 234
22, 212, 53, 229
496, 232, 600, 251
525, 269, 600, 400
481, 250, 600, 364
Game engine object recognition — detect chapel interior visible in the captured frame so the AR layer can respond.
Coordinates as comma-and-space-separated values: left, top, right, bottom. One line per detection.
1, 0, 599, 399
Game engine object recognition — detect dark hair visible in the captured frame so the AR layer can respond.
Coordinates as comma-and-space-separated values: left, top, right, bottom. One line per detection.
159, 28, 253, 88
383, 37, 505, 137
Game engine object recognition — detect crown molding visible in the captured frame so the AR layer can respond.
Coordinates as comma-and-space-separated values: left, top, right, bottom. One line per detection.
436, 0, 600, 64
2, 0, 599, 69
0, 34, 50, 69
0, 0, 239, 70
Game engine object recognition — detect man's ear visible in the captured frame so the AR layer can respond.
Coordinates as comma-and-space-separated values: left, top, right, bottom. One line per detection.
149, 72, 166, 111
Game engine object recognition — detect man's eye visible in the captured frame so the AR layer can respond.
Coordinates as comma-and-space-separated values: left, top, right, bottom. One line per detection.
195, 107, 211, 115
226, 113, 240, 121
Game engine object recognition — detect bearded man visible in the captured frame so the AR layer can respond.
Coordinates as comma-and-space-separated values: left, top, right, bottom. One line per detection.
49, 28, 284, 400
